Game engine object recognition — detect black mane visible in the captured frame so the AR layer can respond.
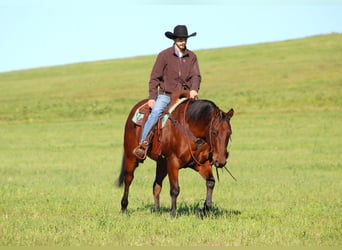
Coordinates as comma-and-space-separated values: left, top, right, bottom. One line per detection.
186, 99, 218, 122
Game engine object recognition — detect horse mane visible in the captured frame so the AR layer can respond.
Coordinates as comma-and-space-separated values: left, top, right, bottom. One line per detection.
186, 99, 219, 123
168, 91, 225, 123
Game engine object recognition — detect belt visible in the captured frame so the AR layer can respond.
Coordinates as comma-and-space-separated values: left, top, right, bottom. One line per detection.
159, 86, 189, 96
159, 90, 172, 96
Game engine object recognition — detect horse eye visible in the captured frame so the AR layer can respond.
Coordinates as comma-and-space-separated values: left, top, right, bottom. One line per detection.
211, 130, 218, 137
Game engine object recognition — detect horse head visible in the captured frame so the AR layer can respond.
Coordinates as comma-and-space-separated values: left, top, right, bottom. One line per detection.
209, 108, 234, 168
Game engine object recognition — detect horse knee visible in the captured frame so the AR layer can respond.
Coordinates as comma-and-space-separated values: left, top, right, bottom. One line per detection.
170, 186, 180, 197
206, 179, 215, 189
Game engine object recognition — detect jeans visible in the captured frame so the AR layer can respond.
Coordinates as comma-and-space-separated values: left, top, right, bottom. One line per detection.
140, 94, 171, 143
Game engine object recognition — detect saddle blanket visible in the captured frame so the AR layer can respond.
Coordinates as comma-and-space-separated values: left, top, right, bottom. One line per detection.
132, 97, 188, 128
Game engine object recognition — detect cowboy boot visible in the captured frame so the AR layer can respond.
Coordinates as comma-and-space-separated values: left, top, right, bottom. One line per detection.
133, 140, 149, 160
133, 130, 154, 160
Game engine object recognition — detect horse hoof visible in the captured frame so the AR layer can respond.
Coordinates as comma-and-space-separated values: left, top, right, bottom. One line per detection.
196, 208, 207, 219
170, 210, 177, 217
152, 207, 161, 214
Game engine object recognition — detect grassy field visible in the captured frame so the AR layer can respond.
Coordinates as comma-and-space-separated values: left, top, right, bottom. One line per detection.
1, 33, 341, 246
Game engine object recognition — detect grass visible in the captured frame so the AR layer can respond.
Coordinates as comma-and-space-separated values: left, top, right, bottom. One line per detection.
0, 33, 342, 246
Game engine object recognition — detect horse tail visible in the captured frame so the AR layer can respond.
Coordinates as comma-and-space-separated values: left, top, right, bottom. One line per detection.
117, 152, 126, 187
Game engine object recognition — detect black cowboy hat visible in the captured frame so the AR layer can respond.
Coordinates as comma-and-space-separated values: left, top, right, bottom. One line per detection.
165, 25, 197, 39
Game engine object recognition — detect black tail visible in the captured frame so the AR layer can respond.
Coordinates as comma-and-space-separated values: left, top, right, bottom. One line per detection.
117, 153, 126, 187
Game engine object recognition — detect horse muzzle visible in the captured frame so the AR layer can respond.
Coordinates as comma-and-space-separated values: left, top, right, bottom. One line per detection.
213, 160, 227, 168
212, 151, 229, 168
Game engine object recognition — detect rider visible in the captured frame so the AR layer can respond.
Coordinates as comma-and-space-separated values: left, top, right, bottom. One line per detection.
133, 25, 202, 160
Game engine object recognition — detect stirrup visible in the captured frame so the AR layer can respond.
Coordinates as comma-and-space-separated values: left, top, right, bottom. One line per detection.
133, 141, 149, 160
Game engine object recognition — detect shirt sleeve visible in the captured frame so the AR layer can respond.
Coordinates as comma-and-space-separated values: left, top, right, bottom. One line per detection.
148, 52, 165, 100
190, 54, 201, 91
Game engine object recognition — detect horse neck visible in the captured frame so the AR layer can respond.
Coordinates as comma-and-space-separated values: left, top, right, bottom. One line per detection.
186, 110, 216, 139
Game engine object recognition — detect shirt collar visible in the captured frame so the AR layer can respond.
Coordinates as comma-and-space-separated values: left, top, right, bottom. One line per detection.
173, 45, 188, 58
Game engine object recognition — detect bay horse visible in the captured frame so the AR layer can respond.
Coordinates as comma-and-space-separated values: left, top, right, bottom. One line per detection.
118, 91, 234, 216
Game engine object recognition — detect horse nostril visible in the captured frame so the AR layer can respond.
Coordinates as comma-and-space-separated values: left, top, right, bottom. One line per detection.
226, 151, 229, 159
215, 160, 226, 168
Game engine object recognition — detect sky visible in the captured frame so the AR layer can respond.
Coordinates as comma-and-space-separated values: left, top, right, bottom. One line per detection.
1, 0, 341, 73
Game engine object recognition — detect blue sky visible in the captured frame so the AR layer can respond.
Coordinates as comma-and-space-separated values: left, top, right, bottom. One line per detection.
1, 0, 341, 73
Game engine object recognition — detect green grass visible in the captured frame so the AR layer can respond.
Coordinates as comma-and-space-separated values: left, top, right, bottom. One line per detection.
1, 34, 342, 246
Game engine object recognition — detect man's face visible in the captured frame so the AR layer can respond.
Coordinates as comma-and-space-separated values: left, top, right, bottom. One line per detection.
174, 37, 187, 51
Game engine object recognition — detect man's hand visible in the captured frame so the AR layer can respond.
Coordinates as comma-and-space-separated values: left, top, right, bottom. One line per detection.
190, 90, 198, 99
148, 99, 155, 109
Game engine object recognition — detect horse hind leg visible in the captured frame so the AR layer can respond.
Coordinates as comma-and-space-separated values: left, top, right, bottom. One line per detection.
153, 156, 168, 212
119, 154, 138, 213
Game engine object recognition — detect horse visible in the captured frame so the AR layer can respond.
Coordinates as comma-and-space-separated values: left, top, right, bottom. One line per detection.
117, 91, 234, 216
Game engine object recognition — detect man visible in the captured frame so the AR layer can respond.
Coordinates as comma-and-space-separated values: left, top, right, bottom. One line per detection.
133, 25, 202, 160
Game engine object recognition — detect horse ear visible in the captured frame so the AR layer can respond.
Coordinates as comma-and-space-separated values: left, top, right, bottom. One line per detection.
226, 108, 234, 119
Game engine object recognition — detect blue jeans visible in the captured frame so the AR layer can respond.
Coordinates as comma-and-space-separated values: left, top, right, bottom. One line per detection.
140, 94, 171, 143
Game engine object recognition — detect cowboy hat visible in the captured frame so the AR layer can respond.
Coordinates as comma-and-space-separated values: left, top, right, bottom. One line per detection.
165, 25, 197, 39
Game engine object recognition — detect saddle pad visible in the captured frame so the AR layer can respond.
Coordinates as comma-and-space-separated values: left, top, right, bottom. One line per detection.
161, 97, 188, 128
132, 102, 149, 126
132, 98, 188, 127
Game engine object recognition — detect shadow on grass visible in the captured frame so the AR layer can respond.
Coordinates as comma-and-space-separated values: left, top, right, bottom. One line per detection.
135, 202, 241, 219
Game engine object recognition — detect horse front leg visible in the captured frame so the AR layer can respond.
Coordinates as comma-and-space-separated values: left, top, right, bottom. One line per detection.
153, 156, 167, 212
195, 162, 215, 212
204, 178, 215, 211
167, 157, 181, 217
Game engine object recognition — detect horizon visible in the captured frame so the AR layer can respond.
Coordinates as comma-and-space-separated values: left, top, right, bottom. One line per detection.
1, 33, 339, 74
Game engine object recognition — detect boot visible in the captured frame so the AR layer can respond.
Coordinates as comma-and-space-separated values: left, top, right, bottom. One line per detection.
133, 140, 149, 160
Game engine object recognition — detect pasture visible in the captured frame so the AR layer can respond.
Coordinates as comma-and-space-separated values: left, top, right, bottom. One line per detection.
1, 34, 341, 246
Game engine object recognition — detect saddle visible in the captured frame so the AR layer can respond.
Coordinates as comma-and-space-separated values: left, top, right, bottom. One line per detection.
132, 91, 190, 158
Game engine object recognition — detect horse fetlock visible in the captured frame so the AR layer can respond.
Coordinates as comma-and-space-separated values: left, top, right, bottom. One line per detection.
206, 179, 215, 189
204, 200, 212, 211
153, 205, 161, 213
170, 208, 177, 217
121, 198, 128, 211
